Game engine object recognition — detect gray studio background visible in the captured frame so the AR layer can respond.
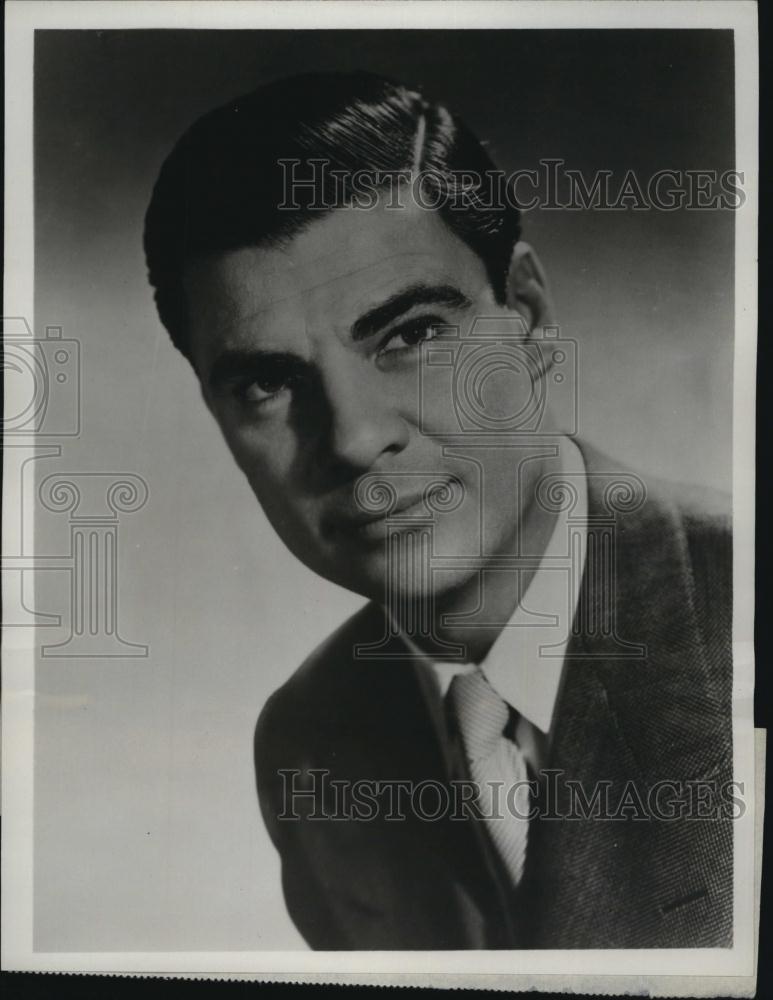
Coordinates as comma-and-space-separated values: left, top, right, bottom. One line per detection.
33, 30, 734, 951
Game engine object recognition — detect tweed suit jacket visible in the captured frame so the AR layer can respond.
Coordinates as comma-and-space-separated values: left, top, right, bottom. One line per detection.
254, 442, 733, 949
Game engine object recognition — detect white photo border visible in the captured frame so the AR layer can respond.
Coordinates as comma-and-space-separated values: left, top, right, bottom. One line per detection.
2, 0, 759, 987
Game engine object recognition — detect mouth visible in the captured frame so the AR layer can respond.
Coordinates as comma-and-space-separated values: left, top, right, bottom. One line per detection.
324, 486, 446, 543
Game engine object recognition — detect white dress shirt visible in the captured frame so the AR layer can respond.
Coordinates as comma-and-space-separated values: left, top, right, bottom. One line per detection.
406, 437, 588, 776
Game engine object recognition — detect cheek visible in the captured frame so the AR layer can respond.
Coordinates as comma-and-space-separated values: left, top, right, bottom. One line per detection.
221, 421, 298, 506
417, 367, 466, 434
419, 350, 536, 434
224, 424, 329, 557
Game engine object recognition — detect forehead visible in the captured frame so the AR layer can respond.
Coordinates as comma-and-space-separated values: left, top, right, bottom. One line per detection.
184, 199, 490, 362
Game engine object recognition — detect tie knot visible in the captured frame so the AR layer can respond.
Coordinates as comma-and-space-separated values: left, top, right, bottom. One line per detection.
447, 670, 510, 762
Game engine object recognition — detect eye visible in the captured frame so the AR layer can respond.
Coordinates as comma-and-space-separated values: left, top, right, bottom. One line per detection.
236, 359, 304, 407
378, 315, 447, 357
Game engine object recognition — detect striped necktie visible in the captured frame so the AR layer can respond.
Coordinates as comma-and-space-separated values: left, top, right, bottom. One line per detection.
447, 670, 531, 887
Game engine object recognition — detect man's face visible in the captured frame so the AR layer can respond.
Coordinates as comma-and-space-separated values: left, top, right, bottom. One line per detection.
186, 199, 545, 603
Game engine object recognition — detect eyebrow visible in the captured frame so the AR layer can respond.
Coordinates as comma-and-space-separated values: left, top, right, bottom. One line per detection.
208, 349, 299, 393
207, 282, 472, 391
351, 282, 471, 341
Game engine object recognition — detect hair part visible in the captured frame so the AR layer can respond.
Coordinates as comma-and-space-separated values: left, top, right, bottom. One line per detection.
144, 71, 521, 362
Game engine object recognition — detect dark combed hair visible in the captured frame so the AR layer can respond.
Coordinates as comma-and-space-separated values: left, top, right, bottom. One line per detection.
144, 71, 521, 361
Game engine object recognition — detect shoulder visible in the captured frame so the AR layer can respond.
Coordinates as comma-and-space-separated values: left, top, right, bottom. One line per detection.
579, 439, 732, 648
660, 476, 731, 536
579, 439, 731, 560
253, 602, 384, 784
257, 601, 384, 723
660, 479, 733, 665
647, 475, 732, 597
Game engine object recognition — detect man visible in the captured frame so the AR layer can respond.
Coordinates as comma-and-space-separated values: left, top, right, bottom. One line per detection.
144, 71, 733, 949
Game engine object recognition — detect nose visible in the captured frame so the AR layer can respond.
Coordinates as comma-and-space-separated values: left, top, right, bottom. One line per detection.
318, 354, 409, 474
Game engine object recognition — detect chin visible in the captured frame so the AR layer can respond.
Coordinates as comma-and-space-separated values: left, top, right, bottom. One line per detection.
337, 559, 478, 614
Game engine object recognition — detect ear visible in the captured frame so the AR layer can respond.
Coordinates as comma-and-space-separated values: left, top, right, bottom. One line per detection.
505, 241, 554, 332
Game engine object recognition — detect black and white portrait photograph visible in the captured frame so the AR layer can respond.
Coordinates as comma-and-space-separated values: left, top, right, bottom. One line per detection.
2, 0, 760, 992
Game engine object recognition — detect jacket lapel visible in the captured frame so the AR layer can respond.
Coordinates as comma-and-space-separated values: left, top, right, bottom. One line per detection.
519, 444, 727, 946
308, 624, 513, 948
296, 445, 728, 948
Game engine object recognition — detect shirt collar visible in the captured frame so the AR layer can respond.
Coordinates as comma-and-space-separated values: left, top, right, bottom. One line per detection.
397, 436, 587, 736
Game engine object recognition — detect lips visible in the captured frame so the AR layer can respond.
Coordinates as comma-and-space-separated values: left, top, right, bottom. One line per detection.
324, 486, 444, 542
